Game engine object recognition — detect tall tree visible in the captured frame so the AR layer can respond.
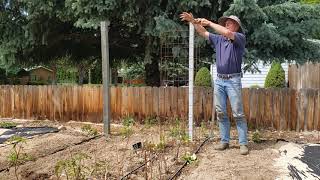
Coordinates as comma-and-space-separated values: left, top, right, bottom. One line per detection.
2, 0, 319, 84
66, 0, 230, 86
0, 0, 143, 82
225, 0, 320, 68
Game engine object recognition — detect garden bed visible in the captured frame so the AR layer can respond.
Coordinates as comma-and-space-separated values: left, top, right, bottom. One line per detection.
0, 118, 319, 180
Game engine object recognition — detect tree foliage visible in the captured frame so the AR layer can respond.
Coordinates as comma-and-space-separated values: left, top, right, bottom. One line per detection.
1, 0, 320, 86
226, 0, 320, 68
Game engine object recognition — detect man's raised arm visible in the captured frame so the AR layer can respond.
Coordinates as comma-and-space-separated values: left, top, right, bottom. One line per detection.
179, 12, 210, 40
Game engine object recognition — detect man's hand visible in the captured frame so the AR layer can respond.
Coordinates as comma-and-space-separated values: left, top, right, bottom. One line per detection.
195, 18, 211, 27
180, 12, 195, 23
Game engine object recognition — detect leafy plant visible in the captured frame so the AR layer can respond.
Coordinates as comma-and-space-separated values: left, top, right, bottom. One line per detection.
119, 126, 133, 138
122, 116, 135, 127
200, 121, 209, 138
144, 116, 158, 128
252, 130, 262, 143
55, 152, 91, 180
0, 121, 17, 128
169, 119, 189, 143
182, 152, 197, 165
119, 62, 145, 80
90, 160, 110, 178
7, 136, 33, 180
144, 141, 166, 152
81, 124, 98, 136
264, 61, 286, 88
195, 67, 212, 87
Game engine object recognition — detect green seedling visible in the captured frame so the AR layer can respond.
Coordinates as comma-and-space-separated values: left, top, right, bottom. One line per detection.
7, 136, 33, 180
81, 124, 98, 136
55, 152, 91, 180
182, 152, 197, 165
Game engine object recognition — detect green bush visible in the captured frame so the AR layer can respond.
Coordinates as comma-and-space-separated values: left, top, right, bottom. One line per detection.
195, 67, 212, 87
250, 84, 261, 88
264, 61, 285, 88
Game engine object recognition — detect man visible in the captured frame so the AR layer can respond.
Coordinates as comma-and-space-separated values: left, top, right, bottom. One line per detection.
180, 12, 248, 155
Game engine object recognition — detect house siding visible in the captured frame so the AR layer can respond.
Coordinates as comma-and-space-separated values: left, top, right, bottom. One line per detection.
210, 62, 289, 88
29, 67, 54, 83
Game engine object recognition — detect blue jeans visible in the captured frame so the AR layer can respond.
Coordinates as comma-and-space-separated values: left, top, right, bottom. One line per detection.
214, 76, 248, 145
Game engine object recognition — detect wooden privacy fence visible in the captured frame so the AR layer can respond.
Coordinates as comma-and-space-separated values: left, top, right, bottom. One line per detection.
0, 85, 319, 131
288, 62, 320, 89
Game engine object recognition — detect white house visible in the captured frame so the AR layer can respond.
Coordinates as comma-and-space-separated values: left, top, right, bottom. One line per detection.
210, 61, 289, 88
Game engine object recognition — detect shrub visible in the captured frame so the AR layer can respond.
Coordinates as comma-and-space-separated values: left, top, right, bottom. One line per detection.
250, 84, 261, 88
264, 61, 285, 88
195, 67, 212, 87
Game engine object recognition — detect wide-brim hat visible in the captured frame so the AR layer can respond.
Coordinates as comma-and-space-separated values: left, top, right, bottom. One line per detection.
218, 15, 243, 33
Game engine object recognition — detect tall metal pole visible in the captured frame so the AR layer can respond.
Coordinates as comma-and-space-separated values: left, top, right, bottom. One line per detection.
101, 21, 111, 137
188, 22, 194, 141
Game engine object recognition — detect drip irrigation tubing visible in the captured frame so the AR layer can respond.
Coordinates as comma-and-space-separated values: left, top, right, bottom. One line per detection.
169, 137, 210, 180
121, 154, 157, 180
0, 134, 103, 173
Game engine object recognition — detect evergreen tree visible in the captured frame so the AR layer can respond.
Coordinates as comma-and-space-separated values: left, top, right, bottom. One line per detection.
1, 0, 320, 85
225, 0, 320, 67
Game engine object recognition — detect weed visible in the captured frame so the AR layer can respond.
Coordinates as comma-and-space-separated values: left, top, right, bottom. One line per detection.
144, 141, 166, 152
200, 121, 208, 137
120, 126, 133, 138
55, 152, 91, 180
122, 116, 135, 127
0, 121, 17, 128
182, 152, 197, 165
7, 136, 33, 180
169, 122, 189, 144
144, 116, 158, 127
252, 130, 262, 143
81, 124, 98, 136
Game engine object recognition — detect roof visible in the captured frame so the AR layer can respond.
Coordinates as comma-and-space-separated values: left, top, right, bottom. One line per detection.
25, 66, 53, 72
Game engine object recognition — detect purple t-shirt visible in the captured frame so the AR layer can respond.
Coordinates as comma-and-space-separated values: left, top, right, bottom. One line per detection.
209, 32, 246, 74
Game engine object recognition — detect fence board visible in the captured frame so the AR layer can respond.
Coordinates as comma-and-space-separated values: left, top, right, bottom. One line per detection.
289, 63, 320, 89
159, 87, 165, 118
152, 87, 159, 117
242, 89, 250, 123
249, 89, 257, 128
171, 87, 178, 118
205, 88, 213, 121
316, 91, 320, 131
257, 89, 265, 129
265, 89, 273, 128
273, 90, 281, 130
306, 90, 315, 131
289, 89, 297, 131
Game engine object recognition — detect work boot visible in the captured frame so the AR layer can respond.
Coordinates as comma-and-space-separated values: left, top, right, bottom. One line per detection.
214, 143, 229, 151
240, 145, 249, 155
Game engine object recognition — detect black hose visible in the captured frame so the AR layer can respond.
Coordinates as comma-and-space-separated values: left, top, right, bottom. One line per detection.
0, 134, 103, 173
168, 137, 210, 180
121, 155, 157, 180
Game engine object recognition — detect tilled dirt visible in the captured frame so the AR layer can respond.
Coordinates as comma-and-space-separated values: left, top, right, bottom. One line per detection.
0, 119, 319, 180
